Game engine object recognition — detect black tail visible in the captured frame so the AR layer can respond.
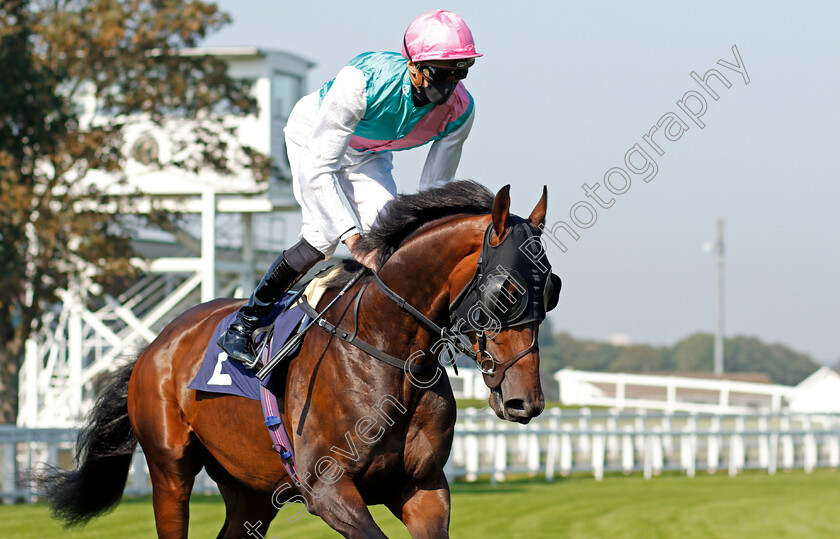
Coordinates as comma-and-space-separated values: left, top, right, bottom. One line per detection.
35, 359, 138, 527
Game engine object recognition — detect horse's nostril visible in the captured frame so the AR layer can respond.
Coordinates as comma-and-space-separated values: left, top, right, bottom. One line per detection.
504, 399, 526, 412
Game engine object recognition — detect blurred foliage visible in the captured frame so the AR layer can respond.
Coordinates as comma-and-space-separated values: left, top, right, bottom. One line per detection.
539, 331, 821, 386
0, 0, 269, 423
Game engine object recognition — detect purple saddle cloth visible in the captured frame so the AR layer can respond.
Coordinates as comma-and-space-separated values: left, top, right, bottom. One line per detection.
188, 294, 307, 401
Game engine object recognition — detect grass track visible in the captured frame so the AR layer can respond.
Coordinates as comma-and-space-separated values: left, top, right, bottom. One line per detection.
3, 470, 839, 538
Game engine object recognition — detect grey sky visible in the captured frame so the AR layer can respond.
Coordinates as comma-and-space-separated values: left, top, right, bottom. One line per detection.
203, 1, 840, 364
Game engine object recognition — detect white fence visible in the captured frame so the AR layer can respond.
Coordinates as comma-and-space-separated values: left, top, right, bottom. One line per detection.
446, 408, 840, 483
0, 426, 218, 503
3, 409, 840, 502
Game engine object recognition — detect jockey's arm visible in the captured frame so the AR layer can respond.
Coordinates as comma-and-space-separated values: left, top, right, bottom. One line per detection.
297, 66, 368, 244
419, 109, 475, 191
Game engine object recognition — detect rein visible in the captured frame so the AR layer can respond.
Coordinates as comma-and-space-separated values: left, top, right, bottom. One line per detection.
296, 283, 436, 376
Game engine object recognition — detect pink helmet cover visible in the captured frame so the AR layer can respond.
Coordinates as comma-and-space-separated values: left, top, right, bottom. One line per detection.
401, 9, 483, 63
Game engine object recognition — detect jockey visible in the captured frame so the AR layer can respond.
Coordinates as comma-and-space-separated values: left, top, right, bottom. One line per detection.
218, 9, 482, 367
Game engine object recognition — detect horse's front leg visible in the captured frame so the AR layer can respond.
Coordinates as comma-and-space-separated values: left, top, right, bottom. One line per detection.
387, 475, 451, 539
303, 478, 387, 539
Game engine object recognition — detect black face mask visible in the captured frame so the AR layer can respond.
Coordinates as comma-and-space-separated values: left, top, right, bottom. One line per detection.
411, 81, 431, 106
423, 79, 458, 105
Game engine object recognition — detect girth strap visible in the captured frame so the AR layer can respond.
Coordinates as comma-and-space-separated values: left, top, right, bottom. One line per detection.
298, 288, 436, 376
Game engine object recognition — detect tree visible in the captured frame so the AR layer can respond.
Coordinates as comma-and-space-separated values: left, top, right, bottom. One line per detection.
540, 332, 619, 373
610, 344, 669, 373
0, 0, 269, 423
672, 333, 714, 373
724, 336, 818, 386
540, 329, 819, 386
668, 333, 820, 384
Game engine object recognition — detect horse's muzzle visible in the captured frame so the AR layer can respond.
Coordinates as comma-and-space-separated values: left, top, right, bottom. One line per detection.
490, 387, 545, 424
503, 397, 544, 423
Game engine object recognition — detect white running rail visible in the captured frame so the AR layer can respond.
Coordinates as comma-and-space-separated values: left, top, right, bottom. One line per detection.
3, 408, 839, 502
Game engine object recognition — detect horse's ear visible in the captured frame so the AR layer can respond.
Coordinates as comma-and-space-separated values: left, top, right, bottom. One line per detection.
529, 186, 548, 230
492, 185, 511, 238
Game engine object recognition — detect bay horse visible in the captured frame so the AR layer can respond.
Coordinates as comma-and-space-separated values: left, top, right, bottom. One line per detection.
38, 182, 556, 538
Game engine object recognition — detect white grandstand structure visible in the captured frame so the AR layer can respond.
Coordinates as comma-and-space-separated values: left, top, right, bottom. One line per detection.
17, 48, 315, 428
554, 366, 840, 414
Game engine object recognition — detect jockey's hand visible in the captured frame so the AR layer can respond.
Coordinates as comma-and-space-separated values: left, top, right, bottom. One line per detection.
343, 234, 379, 271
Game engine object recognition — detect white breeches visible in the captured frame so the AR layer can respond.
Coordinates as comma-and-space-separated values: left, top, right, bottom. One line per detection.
286, 134, 397, 256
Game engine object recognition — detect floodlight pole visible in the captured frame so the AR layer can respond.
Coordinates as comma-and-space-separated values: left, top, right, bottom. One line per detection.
714, 219, 725, 376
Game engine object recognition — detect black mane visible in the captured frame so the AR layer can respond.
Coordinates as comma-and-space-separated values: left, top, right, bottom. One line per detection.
359, 180, 494, 267
326, 180, 494, 286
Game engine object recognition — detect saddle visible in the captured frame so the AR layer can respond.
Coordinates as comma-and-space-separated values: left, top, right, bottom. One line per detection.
188, 267, 339, 400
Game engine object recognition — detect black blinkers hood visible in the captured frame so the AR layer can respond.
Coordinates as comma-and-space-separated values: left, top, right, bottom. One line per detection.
449, 217, 560, 333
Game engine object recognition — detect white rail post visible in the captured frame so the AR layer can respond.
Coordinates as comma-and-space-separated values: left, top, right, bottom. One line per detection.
661, 411, 674, 461
1, 440, 15, 503
545, 408, 561, 482
708, 415, 721, 474
464, 408, 479, 482
527, 423, 540, 477
23, 435, 38, 502
621, 425, 634, 474
560, 423, 573, 476
607, 409, 619, 462
768, 429, 779, 476
492, 422, 508, 484
730, 415, 746, 477
592, 425, 605, 481
130, 450, 148, 495
446, 424, 463, 482
681, 413, 697, 478
728, 432, 740, 477
652, 427, 664, 476
681, 424, 696, 478
828, 432, 840, 469
643, 434, 653, 480
46, 442, 60, 495
484, 412, 496, 478
516, 429, 528, 474
781, 415, 794, 471
634, 409, 647, 454
578, 408, 591, 457
758, 415, 769, 469
802, 415, 816, 473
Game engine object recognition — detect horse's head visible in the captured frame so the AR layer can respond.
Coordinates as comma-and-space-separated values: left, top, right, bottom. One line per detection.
449, 186, 560, 424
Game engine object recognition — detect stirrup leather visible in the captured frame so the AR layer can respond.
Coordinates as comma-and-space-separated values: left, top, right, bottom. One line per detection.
249, 325, 274, 369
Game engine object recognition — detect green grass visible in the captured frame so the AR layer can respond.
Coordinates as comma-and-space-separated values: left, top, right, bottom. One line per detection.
3, 470, 839, 538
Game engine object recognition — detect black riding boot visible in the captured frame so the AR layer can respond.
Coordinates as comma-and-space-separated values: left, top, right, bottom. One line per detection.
217, 238, 324, 368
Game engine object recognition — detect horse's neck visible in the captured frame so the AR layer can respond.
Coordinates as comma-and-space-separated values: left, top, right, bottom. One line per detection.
341, 216, 486, 416
376, 215, 487, 341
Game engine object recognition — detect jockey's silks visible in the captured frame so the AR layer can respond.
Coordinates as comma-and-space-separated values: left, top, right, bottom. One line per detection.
319, 52, 474, 153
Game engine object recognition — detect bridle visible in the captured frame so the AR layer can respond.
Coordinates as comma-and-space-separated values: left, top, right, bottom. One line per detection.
347, 219, 559, 388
